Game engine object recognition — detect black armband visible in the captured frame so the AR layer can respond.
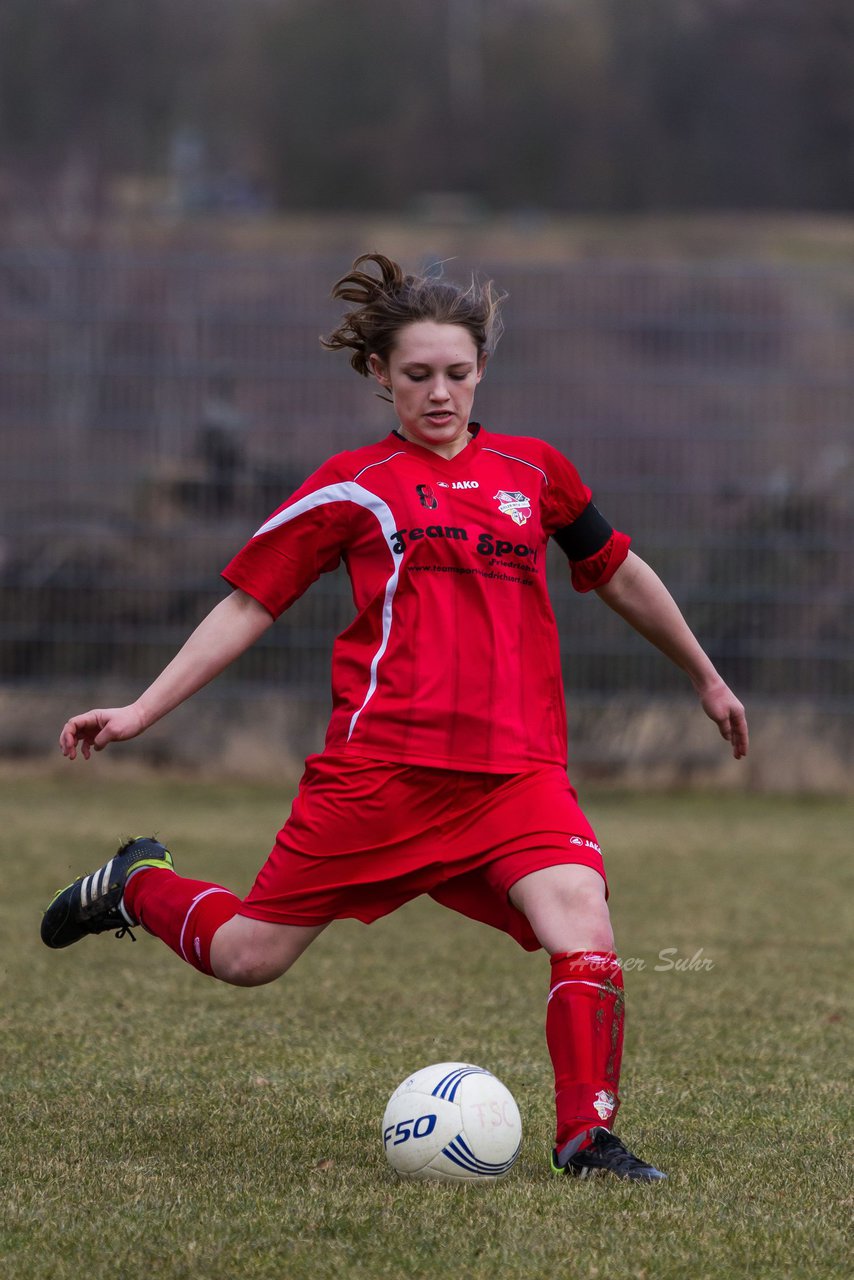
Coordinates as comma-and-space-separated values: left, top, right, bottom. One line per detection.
552, 502, 614, 561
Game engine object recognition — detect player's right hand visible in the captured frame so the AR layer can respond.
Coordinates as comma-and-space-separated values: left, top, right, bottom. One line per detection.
59, 705, 146, 760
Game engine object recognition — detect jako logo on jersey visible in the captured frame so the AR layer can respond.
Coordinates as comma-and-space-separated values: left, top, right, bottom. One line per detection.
416, 483, 438, 510
436, 480, 478, 490
569, 836, 602, 854
493, 490, 532, 526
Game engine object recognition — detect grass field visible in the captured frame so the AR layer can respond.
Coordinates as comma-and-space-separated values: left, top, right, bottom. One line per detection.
1, 770, 851, 1280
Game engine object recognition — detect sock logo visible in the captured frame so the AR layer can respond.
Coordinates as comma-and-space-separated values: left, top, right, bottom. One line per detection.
593, 1089, 616, 1120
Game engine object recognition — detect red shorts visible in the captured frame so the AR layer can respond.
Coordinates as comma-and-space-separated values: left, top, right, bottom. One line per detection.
240, 753, 607, 952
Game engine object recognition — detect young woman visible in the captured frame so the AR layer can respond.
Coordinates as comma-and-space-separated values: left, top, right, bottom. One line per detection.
43, 254, 748, 1182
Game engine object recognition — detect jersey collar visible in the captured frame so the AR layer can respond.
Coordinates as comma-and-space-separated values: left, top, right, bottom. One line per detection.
390, 422, 485, 468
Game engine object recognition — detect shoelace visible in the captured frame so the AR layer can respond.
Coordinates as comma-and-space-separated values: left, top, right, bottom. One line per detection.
114, 924, 137, 942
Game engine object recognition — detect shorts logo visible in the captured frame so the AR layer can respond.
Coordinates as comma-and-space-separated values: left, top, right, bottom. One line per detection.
493, 489, 532, 526
416, 483, 438, 510
593, 1089, 617, 1121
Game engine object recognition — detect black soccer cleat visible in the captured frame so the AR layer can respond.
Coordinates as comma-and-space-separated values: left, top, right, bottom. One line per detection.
41, 836, 174, 949
550, 1127, 668, 1182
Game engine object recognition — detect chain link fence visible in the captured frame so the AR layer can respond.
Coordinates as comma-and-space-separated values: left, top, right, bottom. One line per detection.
1, 247, 852, 771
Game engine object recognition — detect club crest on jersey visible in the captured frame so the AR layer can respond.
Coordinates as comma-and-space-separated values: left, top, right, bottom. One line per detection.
493, 489, 532, 526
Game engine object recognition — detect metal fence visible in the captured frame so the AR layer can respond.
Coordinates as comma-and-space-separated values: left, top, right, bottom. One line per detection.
1, 247, 852, 709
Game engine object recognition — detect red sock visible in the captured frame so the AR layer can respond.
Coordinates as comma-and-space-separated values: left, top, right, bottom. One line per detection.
547, 950, 625, 1160
123, 868, 241, 976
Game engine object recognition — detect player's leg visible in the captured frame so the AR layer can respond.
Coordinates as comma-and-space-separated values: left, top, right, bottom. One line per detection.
208, 914, 326, 987
507, 862, 613, 954
41, 836, 326, 986
508, 864, 623, 1151
509, 864, 666, 1182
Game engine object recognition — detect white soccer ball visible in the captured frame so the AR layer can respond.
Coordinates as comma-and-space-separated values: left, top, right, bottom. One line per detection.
381, 1062, 522, 1183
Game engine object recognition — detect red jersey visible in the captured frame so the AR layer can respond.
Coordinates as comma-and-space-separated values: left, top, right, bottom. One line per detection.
222, 425, 629, 772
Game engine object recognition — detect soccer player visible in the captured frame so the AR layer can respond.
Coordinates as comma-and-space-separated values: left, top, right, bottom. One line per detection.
42, 254, 748, 1182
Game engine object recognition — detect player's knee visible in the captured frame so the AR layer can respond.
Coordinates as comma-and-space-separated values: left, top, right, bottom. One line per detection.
553, 879, 608, 919
214, 945, 286, 988
578, 904, 614, 951
551, 884, 614, 951
578, 919, 615, 952
209, 917, 324, 986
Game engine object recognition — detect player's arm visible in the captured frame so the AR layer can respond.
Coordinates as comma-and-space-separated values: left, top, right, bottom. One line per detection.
59, 589, 274, 760
594, 550, 749, 759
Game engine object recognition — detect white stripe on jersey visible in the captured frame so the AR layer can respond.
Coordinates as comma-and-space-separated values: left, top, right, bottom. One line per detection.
353, 451, 407, 481
252, 481, 402, 740
482, 448, 549, 483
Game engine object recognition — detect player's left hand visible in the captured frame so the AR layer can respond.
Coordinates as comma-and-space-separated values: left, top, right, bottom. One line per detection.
698, 680, 749, 759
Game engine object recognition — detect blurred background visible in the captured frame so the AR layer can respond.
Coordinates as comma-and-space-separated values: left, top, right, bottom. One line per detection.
1, 0, 851, 788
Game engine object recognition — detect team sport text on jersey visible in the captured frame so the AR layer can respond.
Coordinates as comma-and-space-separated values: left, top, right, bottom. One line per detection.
223, 425, 630, 772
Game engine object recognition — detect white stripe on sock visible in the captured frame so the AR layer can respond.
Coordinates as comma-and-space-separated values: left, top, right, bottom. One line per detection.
547, 979, 611, 1004
118, 898, 136, 926
178, 888, 234, 963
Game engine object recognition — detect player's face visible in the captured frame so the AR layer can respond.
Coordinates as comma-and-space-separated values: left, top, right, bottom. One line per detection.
369, 321, 486, 459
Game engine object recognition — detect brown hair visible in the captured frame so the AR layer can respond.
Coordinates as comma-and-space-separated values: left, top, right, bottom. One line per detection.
320, 253, 505, 376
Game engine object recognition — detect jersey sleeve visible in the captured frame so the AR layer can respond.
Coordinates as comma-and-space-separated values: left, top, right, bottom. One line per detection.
540, 443, 631, 594
222, 457, 355, 618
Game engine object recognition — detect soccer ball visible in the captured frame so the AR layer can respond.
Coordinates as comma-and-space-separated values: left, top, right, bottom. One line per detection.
381, 1062, 522, 1183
